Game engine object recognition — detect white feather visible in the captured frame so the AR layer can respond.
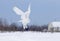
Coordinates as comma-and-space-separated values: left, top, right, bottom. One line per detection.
13, 6, 24, 15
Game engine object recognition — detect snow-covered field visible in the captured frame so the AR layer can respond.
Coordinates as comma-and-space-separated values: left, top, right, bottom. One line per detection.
0, 32, 60, 41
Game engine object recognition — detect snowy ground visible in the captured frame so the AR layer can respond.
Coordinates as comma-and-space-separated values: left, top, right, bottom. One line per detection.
0, 32, 60, 41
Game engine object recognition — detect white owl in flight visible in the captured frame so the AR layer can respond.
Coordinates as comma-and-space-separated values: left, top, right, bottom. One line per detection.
13, 4, 31, 29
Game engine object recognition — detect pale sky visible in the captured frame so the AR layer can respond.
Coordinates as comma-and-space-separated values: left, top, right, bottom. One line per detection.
0, 0, 60, 25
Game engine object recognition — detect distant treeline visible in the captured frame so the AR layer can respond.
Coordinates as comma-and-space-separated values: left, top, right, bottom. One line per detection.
0, 18, 48, 32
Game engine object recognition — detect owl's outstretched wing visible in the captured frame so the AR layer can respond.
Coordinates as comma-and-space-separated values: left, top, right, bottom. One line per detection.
13, 6, 24, 15
25, 4, 31, 18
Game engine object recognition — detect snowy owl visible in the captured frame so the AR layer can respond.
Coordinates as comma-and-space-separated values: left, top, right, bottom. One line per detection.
13, 4, 31, 29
